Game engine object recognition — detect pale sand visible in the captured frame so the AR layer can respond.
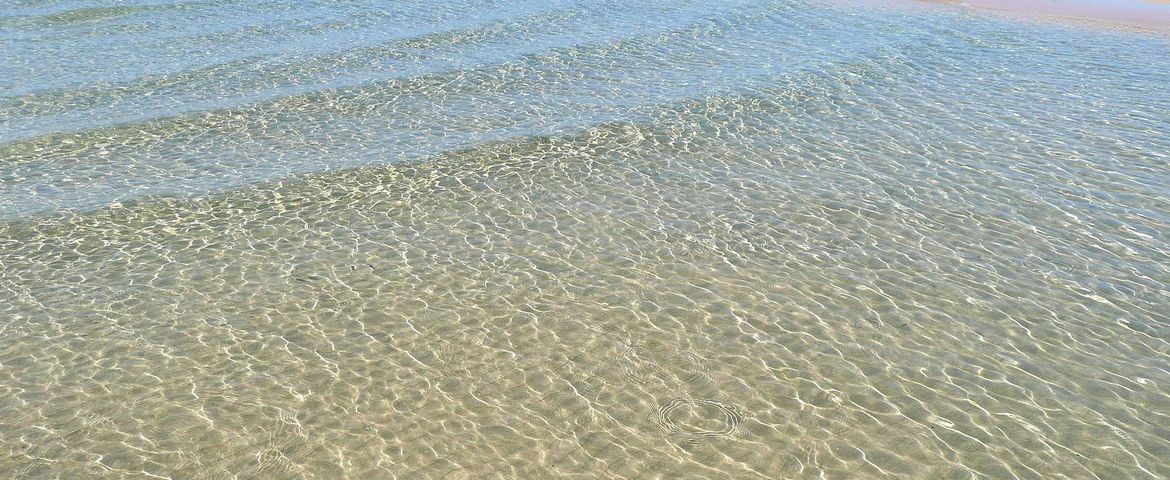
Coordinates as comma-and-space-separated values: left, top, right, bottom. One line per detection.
845, 0, 1170, 33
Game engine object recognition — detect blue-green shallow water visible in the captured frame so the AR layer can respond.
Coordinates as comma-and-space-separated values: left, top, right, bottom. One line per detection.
2, 0, 1169, 478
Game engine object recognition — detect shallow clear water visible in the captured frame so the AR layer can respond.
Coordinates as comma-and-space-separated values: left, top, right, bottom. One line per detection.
2, 0, 1170, 478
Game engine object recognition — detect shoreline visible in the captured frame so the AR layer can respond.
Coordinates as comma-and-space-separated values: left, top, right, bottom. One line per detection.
843, 0, 1170, 34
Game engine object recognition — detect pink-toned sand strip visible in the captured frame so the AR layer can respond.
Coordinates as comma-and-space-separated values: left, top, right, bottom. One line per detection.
851, 0, 1170, 33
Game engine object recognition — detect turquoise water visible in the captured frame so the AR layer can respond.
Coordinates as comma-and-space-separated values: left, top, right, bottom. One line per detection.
2, 1, 1169, 478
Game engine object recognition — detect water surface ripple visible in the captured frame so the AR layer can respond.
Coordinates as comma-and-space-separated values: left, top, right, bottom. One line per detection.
2, 0, 1169, 478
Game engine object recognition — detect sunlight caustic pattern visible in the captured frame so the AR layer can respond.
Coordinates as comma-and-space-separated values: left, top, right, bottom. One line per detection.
2, 0, 1169, 478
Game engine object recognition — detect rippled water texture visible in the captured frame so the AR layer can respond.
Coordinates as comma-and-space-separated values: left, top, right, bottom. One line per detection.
3, 0, 1170, 478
